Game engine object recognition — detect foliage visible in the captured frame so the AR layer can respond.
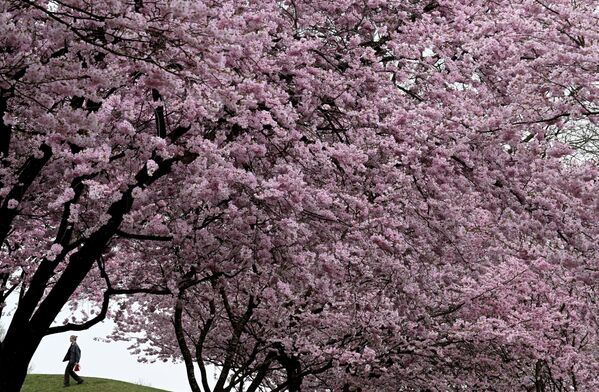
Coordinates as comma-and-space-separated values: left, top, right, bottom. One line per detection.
0, 0, 598, 391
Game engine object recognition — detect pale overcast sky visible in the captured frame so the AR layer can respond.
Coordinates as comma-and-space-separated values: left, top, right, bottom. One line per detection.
1, 292, 217, 392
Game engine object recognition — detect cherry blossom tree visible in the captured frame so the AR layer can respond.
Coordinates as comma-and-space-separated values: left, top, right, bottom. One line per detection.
1, 0, 598, 391
113, 2, 599, 391
116, 188, 599, 391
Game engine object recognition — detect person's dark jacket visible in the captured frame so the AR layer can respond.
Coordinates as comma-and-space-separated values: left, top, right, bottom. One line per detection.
62, 343, 81, 364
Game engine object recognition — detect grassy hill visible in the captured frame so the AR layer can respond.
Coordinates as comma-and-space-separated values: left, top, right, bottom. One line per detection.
21, 374, 170, 392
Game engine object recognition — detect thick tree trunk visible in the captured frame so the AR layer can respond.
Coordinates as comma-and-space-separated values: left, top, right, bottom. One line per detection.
0, 238, 116, 391
0, 231, 109, 391
0, 153, 180, 391
0, 319, 45, 392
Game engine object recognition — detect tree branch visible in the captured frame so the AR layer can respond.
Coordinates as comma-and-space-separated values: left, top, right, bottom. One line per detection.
152, 89, 167, 139
45, 285, 171, 335
0, 144, 52, 244
213, 293, 256, 392
115, 229, 173, 242
512, 112, 570, 125
195, 300, 216, 392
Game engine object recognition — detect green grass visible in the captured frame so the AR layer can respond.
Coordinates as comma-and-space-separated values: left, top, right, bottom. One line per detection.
21, 374, 170, 392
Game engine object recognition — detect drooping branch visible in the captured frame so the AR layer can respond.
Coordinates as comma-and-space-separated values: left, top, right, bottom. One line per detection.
45, 255, 171, 335
45, 289, 108, 336
45, 285, 171, 335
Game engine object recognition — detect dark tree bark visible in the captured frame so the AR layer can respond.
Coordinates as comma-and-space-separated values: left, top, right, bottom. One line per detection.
0, 154, 181, 392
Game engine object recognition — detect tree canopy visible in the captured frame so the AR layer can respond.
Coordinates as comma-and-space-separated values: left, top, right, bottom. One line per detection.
1, 0, 598, 391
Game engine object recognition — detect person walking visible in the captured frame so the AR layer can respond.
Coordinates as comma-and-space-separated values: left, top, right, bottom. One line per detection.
62, 335, 84, 387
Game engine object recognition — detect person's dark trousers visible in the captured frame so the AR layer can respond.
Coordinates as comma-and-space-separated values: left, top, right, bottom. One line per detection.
63, 362, 82, 386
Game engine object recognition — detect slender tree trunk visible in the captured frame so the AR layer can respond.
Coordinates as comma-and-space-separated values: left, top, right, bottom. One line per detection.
174, 293, 202, 392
